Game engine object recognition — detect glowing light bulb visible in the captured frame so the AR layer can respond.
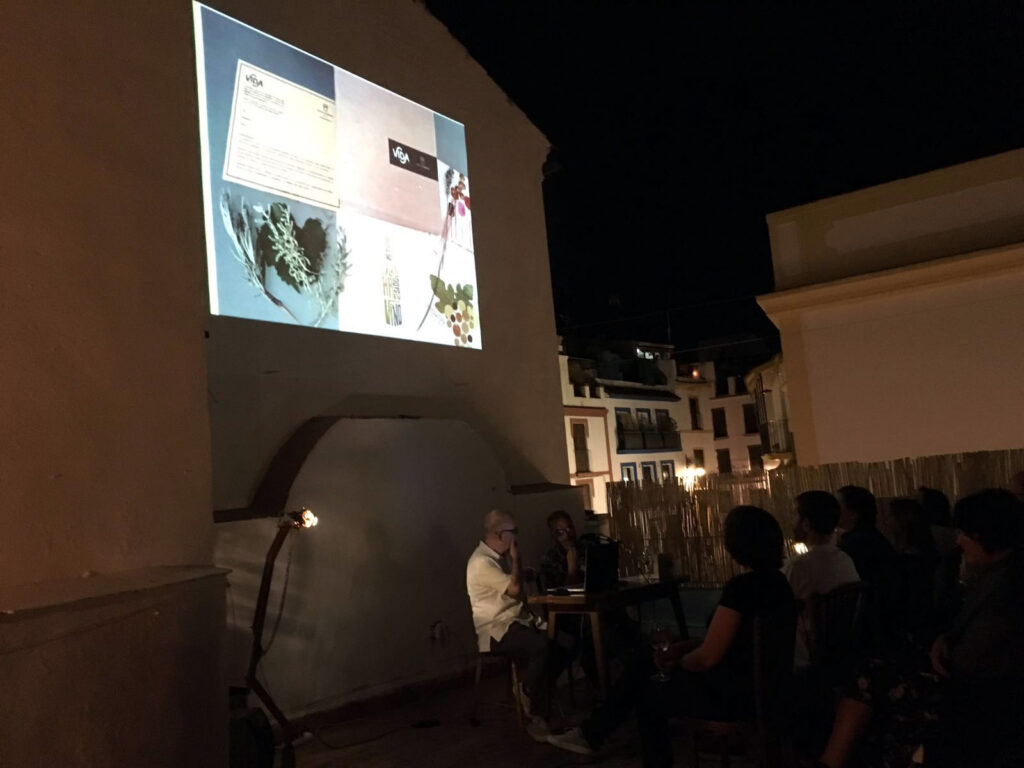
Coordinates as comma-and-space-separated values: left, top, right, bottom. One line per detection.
301, 509, 318, 528
793, 542, 809, 555
677, 466, 706, 491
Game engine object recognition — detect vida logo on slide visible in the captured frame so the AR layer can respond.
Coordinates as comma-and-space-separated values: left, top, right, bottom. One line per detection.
245, 72, 264, 88
392, 145, 410, 165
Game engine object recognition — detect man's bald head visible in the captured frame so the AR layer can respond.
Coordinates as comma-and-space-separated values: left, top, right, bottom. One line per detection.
483, 509, 514, 536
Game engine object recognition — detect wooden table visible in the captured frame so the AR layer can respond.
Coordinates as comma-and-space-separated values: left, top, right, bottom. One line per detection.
527, 577, 689, 696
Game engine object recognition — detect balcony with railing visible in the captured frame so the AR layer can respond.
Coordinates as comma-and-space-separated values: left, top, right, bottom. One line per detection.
616, 427, 682, 452
759, 419, 794, 454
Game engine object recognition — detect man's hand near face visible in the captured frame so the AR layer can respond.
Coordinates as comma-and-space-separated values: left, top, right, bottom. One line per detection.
505, 533, 523, 597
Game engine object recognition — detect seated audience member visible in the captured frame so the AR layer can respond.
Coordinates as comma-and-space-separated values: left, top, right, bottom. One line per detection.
538, 510, 583, 589
837, 485, 897, 585
537, 510, 595, 680
808, 489, 1024, 768
837, 485, 898, 652
783, 490, 861, 667
538, 511, 639, 683
548, 506, 797, 766
466, 509, 557, 740
927, 488, 1024, 767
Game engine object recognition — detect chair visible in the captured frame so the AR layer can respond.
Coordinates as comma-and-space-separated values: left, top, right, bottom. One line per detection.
469, 651, 524, 728
683, 613, 797, 768
807, 581, 864, 684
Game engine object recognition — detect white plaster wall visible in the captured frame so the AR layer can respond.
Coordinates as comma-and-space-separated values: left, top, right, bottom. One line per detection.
795, 267, 1024, 464
2, 0, 223, 761
206, 0, 566, 512
1, 1, 213, 586
215, 418, 513, 715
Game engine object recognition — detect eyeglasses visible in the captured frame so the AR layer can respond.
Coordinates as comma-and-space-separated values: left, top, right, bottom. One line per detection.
553, 528, 573, 537
498, 527, 519, 536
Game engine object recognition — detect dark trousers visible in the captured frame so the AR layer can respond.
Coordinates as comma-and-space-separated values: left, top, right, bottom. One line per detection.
579, 648, 748, 768
636, 667, 746, 768
581, 643, 652, 748
490, 622, 557, 719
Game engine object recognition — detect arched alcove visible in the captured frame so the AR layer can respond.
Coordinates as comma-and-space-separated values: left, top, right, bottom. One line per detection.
214, 416, 510, 716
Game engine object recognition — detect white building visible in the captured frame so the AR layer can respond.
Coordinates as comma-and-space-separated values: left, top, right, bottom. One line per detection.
674, 361, 716, 473
745, 354, 796, 469
707, 372, 764, 474
560, 342, 688, 514
759, 149, 1024, 465
560, 346, 766, 516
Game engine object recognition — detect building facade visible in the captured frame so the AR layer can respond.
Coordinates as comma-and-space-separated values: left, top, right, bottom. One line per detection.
745, 354, 796, 469
561, 344, 766, 516
560, 344, 687, 515
706, 373, 764, 474
760, 149, 1024, 465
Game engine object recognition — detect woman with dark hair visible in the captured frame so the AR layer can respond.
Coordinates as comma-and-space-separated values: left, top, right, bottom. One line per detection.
547, 506, 797, 765
636, 506, 797, 766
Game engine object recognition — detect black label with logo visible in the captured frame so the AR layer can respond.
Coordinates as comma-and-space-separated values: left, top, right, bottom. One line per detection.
388, 138, 438, 180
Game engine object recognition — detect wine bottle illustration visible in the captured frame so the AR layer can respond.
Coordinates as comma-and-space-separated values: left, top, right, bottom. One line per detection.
383, 239, 402, 326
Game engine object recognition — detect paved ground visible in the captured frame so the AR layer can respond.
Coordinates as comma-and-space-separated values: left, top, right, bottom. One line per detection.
293, 674, 643, 768
292, 599, 733, 768
292, 674, 756, 768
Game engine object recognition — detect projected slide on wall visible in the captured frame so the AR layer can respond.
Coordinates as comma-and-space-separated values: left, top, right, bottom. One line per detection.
193, 3, 480, 349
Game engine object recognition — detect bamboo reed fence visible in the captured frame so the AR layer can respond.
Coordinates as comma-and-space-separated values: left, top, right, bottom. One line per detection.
607, 447, 1024, 588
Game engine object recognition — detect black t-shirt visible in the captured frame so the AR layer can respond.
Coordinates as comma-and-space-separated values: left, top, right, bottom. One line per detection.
717, 569, 796, 689
839, 526, 896, 585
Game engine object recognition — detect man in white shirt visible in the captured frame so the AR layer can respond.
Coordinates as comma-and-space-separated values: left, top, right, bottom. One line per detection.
466, 509, 552, 737
782, 490, 861, 667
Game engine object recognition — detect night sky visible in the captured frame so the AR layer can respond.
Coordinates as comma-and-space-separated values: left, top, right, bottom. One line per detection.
426, 1, 1024, 360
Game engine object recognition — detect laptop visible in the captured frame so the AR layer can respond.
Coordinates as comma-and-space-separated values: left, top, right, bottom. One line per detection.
562, 541, 619, 594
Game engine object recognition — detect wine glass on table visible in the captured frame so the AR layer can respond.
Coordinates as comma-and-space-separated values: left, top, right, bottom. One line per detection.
650, 623, 671, 682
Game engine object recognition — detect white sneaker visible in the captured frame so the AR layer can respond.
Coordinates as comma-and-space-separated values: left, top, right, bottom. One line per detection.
526, 716, 551, 743
547, 726, 595, 755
